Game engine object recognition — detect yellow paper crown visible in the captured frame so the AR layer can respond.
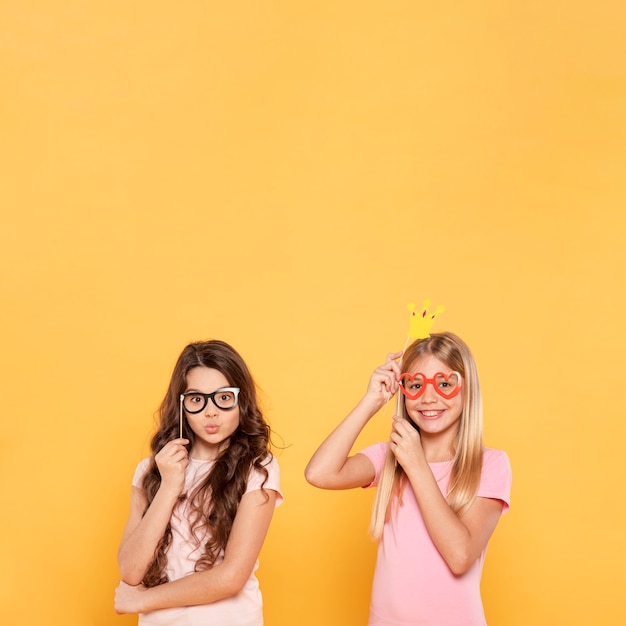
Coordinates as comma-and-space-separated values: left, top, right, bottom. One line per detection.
407, 300, 445, 339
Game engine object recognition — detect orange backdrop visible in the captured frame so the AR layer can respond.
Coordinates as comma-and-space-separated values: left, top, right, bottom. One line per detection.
1, 2, 625, 625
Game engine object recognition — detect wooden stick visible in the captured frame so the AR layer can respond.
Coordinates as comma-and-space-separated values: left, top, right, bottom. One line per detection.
179, 396, 183, 439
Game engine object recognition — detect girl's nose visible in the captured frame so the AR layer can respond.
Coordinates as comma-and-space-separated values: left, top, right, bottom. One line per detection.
421, 384, 438, 402
204, 403, 219, 417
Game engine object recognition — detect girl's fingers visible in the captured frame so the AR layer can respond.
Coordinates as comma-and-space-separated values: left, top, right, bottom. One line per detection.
370, 372, 397, 396
163, 438, 189, 450
156, 440, 190, 469
384, 353, 403, 377
170, 438, 190, 446
392, 416, 413, 434
158, 439, 189, 456
367, 351, 404, 398
374, 358, 401, 382
386, 351, 403, 363
161, 452, 187, 466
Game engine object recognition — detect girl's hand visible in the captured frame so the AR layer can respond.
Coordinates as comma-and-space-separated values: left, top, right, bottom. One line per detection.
154, 438, 190, 495
365, 351, 403, 407
389, 416, 425, 472
114, 580, 147, 614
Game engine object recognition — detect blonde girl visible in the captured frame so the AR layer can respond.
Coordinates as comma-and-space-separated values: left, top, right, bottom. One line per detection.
305, 332, 511, 625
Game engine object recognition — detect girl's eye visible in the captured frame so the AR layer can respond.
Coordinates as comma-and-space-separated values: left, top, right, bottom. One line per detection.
190, 395, 203, 403
409, 383, 422, 391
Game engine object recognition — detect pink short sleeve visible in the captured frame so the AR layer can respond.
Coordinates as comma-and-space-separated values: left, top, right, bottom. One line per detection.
358, 442, 389, 487
479, 447, 512, 513
246, 454, 283, 507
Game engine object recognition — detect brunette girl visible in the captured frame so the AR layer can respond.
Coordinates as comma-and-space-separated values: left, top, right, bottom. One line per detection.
116, 340, 281, 626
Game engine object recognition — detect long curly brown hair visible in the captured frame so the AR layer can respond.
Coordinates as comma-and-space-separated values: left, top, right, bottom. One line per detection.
141, 340, 272, 587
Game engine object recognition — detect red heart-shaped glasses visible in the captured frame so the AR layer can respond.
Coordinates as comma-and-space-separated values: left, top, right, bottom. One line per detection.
398, 371, 462, 400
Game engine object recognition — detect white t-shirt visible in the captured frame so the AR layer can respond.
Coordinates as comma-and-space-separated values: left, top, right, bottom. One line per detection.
132, 454, 282, 626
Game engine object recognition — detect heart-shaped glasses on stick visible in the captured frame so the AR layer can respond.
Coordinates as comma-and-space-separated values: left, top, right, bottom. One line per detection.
398, 371, 462, 400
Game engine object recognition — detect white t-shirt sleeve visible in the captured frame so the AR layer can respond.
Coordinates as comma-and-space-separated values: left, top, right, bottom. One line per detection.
246, 454, 283, 507
131, 457, 151, 489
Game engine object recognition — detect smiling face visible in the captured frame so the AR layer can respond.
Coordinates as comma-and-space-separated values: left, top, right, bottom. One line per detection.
184, 366, 241, 460
402, 353, 464, 441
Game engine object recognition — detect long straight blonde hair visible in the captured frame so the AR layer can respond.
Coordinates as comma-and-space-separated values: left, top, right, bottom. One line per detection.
369, 332, 484, 539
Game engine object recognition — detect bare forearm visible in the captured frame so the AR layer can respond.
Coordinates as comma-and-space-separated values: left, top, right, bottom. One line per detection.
115, 488, 277, 616
126, 562, 248, 614
118, 487, 180, 584
410, 468, 502, 576
405, 463, 475, 573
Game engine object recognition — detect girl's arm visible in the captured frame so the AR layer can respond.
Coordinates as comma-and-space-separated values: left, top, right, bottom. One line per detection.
114, 487, 278, 614
390, 417, 503, 575
118, 439, 189, 585
304, 352, 403, 490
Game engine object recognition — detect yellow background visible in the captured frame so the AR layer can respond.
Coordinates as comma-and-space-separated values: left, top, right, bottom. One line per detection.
1, 1, 625, 625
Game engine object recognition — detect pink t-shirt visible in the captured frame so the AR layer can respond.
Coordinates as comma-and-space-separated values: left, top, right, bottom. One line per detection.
359, 443, 511, 626
132, 454, 282, 626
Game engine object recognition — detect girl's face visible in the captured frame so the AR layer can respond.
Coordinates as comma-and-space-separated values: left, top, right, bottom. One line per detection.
184, 366, 241, 460
402, 354, 464, 439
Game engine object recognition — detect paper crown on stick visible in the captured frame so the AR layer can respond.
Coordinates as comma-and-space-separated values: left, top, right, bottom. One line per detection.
407, 300, 445, 339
